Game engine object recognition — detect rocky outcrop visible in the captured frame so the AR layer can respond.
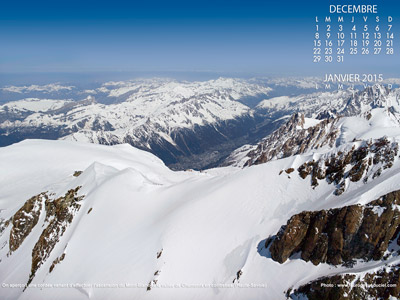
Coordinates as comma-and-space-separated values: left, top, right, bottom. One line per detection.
73, 171, 82, 177
9, 193, 47, 252
297, 137, 399, 195
244, 113, 339, 167
269, 190, 400, 266
0, 218, 10, 237
291, 264, 400, 300
0, 187, 84, 287
49, 253, 66, 273
28, 187, 84, 286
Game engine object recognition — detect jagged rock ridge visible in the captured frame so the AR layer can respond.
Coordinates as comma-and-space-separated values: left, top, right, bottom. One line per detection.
297, 137, 399, 195
244, 113, 339, 167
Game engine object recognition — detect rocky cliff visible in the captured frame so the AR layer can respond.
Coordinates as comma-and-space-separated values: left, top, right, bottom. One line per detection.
269, 190, 400, 266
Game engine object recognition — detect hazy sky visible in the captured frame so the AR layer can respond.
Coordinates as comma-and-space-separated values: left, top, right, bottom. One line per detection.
1, 0, 399, 76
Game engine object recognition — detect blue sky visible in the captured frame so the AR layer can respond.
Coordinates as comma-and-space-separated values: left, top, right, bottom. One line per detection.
0, 0, 399, 77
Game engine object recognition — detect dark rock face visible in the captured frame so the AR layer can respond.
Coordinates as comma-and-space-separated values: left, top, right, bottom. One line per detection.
245, 113, 339, 167
269, 190, 400, 266
297, 137, 399, 195
292, 264, 400, 300
9, 193, 47, 252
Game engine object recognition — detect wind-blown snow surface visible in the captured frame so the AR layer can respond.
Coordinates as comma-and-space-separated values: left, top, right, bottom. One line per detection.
1, 137, 400, 300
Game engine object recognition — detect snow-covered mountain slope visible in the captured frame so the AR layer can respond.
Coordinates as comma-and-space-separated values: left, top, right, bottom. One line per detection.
2, 78, 399, 172
1, 112, 400, 300
1, 79, 399, 172
1, 78, 270, 128
256, 84, 399, 119
99, 77, 272, 102
225, 86, 400, 168
0, 98, 73, 113
0, 78, 272, 169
